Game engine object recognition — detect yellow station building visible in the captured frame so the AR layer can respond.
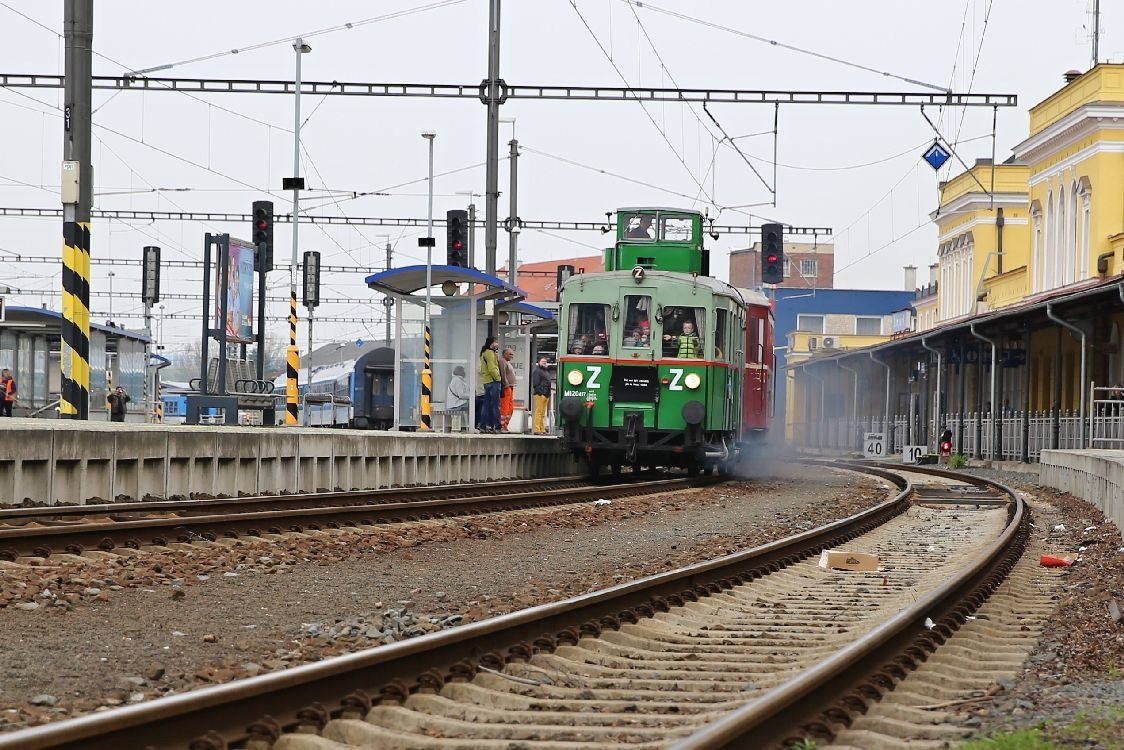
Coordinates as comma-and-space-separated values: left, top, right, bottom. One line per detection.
788, 64, 1124, 456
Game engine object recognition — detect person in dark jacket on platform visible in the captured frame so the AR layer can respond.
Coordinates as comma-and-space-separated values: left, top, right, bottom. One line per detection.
107, 386, 131, 422
531, 357, 552, 435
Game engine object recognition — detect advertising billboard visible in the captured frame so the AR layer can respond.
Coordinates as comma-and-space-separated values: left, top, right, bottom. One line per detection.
214, 237, 256, 343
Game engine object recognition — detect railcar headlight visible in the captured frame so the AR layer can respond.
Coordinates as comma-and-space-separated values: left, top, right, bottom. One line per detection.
683, 372, 702, 390
567, 369, 584, 386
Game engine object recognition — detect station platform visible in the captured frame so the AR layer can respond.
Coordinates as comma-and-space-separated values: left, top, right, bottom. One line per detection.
0, 419, 576, 506
1039, 449, 1124, 532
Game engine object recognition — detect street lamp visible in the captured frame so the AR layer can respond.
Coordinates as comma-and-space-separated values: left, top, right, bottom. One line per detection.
286, 38, 312, 427
420, 131, 436, 431
500, 118, 519, 286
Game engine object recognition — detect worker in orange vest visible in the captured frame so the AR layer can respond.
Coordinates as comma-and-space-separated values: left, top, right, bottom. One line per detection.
0, 368, 16, 417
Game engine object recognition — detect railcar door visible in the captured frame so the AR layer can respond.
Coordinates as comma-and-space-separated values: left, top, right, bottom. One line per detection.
612, 291, 658, 429
366, 368, 395, 429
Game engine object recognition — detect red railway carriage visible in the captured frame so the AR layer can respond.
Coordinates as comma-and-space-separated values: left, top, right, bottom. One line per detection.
739, 288, 775, 441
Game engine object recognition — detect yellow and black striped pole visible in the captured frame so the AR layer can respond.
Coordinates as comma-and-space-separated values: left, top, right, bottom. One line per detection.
286, 289, 299, 425
61, 220, 91, 419
420, 324, 432, 430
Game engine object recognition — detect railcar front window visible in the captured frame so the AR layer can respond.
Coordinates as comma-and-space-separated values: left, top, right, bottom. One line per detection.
622, 213, 656, 241
661, 306, 706, 358
622, 295, 653, 347
568, 303, 610, 355
660, 216, 694, 242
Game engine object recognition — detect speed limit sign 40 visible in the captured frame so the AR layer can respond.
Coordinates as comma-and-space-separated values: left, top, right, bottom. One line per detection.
863, 432, 885, 459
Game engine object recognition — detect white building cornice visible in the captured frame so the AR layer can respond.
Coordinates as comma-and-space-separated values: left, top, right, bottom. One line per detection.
938, 216, 1028, 244
929, 191, 1028, 222
1013, 103, 1124, 164
1027, 140, 1124, 187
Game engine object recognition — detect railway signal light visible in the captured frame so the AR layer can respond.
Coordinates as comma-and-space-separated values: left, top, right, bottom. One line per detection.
252, 200, 274, 273
446, 209, 468, 267
303, 250, 321, 309
142, 245, 161, 304
761, 223, 784, 285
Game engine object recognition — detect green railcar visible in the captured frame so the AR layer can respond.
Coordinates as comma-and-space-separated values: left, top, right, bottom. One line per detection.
558, 207, 753, 475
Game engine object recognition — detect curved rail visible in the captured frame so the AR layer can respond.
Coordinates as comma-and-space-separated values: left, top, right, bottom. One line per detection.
0, 462, 1026, 750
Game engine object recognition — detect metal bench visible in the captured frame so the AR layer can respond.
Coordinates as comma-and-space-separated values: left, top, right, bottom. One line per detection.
185, 358, 276, 425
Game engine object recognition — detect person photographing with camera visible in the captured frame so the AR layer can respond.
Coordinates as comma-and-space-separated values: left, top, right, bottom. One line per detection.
107, 386, 131, 423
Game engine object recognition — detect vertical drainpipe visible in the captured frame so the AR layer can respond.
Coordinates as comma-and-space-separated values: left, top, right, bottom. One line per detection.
920, 336, 942, 453
1051, 326, 1062, 449
837, 358, 861, 453
957, 337, 967, 454
1021, 324, 1031, 463
970, 322, 1000, 461
869, 350, 891, 445
1046, 301, 1087, 449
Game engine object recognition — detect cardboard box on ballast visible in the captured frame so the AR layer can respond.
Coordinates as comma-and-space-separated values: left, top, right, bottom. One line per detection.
818, 549, 880, 572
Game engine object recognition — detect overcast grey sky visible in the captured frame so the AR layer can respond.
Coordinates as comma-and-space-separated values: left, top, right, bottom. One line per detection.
1, 0, 1121, 349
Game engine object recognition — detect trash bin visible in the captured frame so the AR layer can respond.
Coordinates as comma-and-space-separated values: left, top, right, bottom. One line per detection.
508, 409, 530, 434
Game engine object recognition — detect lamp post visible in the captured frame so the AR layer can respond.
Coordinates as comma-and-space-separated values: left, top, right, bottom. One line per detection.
420, 131, 436, 431
500, 118, 518, 285
286, 38, 312, 427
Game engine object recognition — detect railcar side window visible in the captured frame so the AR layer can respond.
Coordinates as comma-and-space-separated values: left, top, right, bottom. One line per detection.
660, 216, 694, 242
622, 213, 655, 240
714, 309, 728, 361
622, 295, 652, 347
661, 306, 706, 358
568, 303, 610, 355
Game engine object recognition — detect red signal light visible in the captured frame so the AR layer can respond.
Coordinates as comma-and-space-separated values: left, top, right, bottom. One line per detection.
453, 241, 463, 249
767, 254, 778, 263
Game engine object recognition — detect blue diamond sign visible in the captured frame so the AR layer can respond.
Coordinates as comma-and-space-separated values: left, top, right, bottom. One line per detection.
922, 141, 951, 171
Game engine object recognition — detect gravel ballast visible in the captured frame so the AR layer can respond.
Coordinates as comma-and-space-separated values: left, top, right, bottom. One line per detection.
0, 460, 1121, 748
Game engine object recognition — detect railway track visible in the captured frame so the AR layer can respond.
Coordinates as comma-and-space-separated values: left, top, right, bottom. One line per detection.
0, 476, 705, 562
0, 462, 1029, 750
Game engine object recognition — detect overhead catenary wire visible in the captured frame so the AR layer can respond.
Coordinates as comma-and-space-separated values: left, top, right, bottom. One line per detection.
950, 0, 996, 148
126, 0, 470, 76
568, 0, 718, 208
622, 0, 949, 92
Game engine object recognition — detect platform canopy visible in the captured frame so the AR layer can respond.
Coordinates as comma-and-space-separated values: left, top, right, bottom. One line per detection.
497, 300, 555, 321
365, 264, 525, 303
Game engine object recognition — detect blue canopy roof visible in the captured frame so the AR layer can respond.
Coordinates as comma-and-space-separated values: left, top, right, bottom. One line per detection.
365, 265, 525, 302
495, 300, 555, 321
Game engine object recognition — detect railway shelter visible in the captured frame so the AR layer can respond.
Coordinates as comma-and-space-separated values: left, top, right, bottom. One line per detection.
365, 264, 525, 432
0, 305, 151, 420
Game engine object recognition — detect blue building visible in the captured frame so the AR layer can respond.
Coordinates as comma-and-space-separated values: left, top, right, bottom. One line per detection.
772, 288, 916, 438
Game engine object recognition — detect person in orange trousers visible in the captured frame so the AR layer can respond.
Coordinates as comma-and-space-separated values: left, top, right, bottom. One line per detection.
499, 347, 516, 432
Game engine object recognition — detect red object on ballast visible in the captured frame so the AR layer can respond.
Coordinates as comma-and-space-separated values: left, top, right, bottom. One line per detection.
1040, 555, 1073, 567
